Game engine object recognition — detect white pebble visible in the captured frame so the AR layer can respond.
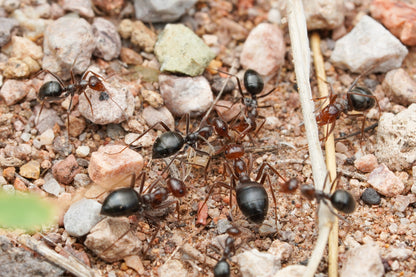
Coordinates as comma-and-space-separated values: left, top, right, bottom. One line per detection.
76, 145, 90, 157
20, 132, 31, 142
38, 128, 55, 146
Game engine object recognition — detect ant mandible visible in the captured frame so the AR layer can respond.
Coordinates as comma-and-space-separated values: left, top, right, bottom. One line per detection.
315, 73, 380, 141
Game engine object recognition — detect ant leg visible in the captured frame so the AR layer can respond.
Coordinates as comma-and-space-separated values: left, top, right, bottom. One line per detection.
79, 90, 94, 116
197, 181, 231, 217
255, 162, 288, 183
33, 69, 66, 88
36, 101, 46, 125
211, 68, 246, 99
257, 87, 277, 99
263, 174, 279, 230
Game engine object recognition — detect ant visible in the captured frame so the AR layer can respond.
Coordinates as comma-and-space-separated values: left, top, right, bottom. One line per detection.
212, 226, 241, 277
315, 73, 380, 141
212, 69, 276, 142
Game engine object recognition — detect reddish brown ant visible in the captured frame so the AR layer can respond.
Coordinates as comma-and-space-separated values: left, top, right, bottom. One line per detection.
315, 73, 380, 141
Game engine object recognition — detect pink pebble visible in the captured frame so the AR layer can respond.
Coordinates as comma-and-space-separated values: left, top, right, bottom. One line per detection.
354, 154, 379, 173
367, 163, 404, 197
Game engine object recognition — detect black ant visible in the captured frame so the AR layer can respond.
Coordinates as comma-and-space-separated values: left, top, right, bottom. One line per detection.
213, 69, 276, 142
315, 73, 380, 141
212, 227, 241, 277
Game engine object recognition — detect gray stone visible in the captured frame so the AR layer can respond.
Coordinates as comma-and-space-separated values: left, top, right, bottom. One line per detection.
375, 104, 416, 171
340, 244, 384, 277
382, 68, 416, 106
64, 198, 104, 237
92, 17, 121, 61
155, 24, 215, 76
236, 249, 281, 277
106, 124, 125, 140
330, 15, 408, 73
134, 0, 197, 22
34, 106, 65, 134
385, 246, 413, 261
303, 0, 344, 30
240, 23, 285, 76
42, 17, 95, 80
159, 74, 213, 117
78, 76, 134, 125
142, 106, 175, 131
0, 18, 19, 47
361, 188, 381, 205
42, 173, 64, 197
368, 164, 404, 197
216, 218, 233, 234
73, 173, 91, 187
84, 217, 142, 262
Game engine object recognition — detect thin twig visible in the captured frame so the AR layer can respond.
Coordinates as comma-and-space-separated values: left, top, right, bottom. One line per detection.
286, 1, 335, 277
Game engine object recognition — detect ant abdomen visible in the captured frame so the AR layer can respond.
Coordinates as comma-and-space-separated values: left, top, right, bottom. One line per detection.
167, 177, 187, 197
244, 69, 264, 96
236, 181, 269, 224
38, 81, 63, 100
348, 86, 376, 111
152, 131, 185, 159
330, 189, 356, 214
101, 187, 142, 217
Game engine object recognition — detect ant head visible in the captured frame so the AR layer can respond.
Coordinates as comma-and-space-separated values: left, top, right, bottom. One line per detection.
88, 75, 106, 92
244, 69, 264, 96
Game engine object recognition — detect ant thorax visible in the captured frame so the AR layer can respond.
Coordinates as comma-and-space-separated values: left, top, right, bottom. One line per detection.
335, 96, 349, 114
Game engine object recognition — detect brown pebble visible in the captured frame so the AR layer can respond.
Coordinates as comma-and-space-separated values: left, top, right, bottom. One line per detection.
124, 255, 145, 275
52, 154, 81, 185
354, 154, 378, 173
19, 160, 41, 179
14, 178, 28, 191
120, 47, 143, 65
3, 167, 16, 182
67, 115, 86, 138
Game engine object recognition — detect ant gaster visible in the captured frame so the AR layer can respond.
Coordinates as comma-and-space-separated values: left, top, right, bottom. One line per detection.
213, 227, 241, 277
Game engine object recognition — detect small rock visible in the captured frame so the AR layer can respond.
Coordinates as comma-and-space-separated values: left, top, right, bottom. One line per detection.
88, 145, 144, 190
37, 128, 55, 146
67, 115, 86, 138
340, 244, 384, 277
124, 255, 145, 275
11, 9, 49, 41
9, 35, 43, 61
268, 240, 293, 262
240, 23, 286, 76
385, 246, 413, 261
214, 100, 245, 122
43, 17, 95, 80
158, 259, 188, 277
236, 249, 281, 277
52, 135, 74, 156
64, 198, 104, 237
259, 220, 278, 236
303, 0, 344, 30
61, 0, 94, 18
382, 68, 416, 106
134, 0, 197, 22
3, 57, 32, 78
375, 104, 416, 170
19, 160, 40, 180
34, 106, 65, 134
14, 178, 28, 192
393, 194, 416, 212
122, 19, 157, 53
0, 176, 7, 186
3, 167, 16, 182
42, 174, 64, 196
330, 15, 408, 73
368, 164, 404, 197
141, 89, 164, 108
142, 106, 175, 131
273, 265, 306, 277
217, 18, 248, 41
4, 144, 31, 160
120, 47, 143, 65
361, 188, 381, 205
106, 124, 125, 140
92, 17, 121, 61
78, 77, 134, 125
0, 79, 34, 106
354, 154, 378, 173
52, 154, 81, 185
124, 132, 154, 148
0, 18, 19, 47
75, 145, 90, 158
92, 0, 124, 15
216, 218, 233, 234
73, 173, 91, 187
371, 0, 416, 46
155, 24, 215, 76
2, 185, 15, 194
84, 217, 142, 262
159, 74, 213, 117
210, 76, 236, 95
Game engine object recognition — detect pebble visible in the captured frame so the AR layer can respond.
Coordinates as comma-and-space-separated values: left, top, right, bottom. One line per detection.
393, 194, 416, 212
273, 265, 306, 277
52, 135, 74, 156
124, 255, 145, 275
3, 167, 16, 182
155, 24, 215, 76
371, 0, 416, 46
11, 9, 48, 41
303, 0, 344, 30
214, 100, 245, 122
0, 79, 34, 106
61, 0, 94, 18
37, 128, 55, 146
158, 259, 188, 277
385, 246, 413, 261
354, 154, 378, 173
330, 15, 408, 73
159, 74, 213, 117
75, 145, 90, 158
375, 104, 416, 171
240, 23, 286, 76
88, 145, 144, 190
8, 35, 43, 61
92, 0, 124, 15
42, 173, 64, 196
142, 106, 175, 131
64, 198, 104, 237
216, 218, 233, 234
120, 47, 143, 65
19, 160, 40, 180
52, 154, 82, 185
119, 19, 156, 53
340, 244, 384, 277
42, 17, 95, 80
268, 240, 293, 262
133, 0, 197, 22
84, 217, 142, 262
259, 220, 278, 236
73, 173, 91, 187
361, 188, 381, 205
367, 163, 404, 197
2, 185, 15, 194
92, 17, 121, 61
382, 68, 416, 106
124, 132, 154, 148
106, 124, 125, 140
67, 115, 86, 137
0, 176, 7, 186
0, 18, 19, 47
34, 106, 65, 134
3, 57, 31, 78
236, 249, 281, 277
4, 144, 31, 160
78, 76, 134, 125
14, 178, 28, 192
141, 89, 164, 109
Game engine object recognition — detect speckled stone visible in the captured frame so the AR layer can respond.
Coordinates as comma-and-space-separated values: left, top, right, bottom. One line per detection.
92, 17, 121, 61
52, 154, 81, 185
382, 68, 416, 106
142, 106, 175, 131
303, 0, 344, 30
237, 249, 281, 277
134, 0, 198, 22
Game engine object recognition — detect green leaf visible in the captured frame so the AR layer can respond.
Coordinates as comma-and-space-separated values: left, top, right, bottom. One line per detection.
0, 193, 56, 232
